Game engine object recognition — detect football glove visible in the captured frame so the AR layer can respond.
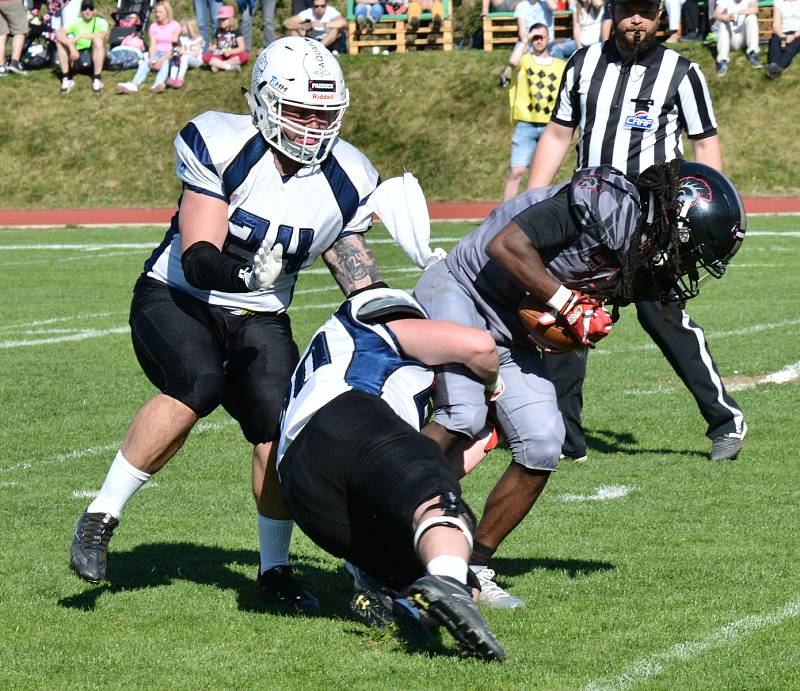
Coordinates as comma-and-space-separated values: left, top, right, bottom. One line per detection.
242, 244, 284, 291
557, 291, 613, 347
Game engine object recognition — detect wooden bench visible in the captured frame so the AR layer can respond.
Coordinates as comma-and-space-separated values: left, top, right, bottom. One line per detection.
346, 0, 454, 53
482, 10, 572, 51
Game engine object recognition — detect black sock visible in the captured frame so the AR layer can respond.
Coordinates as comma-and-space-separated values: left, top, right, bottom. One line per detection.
469, 540, 495, 567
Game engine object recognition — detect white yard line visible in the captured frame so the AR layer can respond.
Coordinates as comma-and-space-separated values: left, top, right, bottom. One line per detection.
72, 482, 158, 499
0, 418, 237, 475
558, 485, 634, 503
583, 599, 800, 691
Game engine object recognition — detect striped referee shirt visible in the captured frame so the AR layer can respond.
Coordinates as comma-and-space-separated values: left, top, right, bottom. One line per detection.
552, 40, 717, 178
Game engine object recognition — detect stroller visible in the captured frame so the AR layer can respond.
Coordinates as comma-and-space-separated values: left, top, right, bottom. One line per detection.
21, 0, 63, 69
109, 0, 154, 48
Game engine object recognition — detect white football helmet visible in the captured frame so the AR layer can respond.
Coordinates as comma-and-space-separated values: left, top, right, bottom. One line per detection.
244, 37, 349, 164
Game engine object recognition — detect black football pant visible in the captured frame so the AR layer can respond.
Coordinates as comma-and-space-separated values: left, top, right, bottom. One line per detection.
542, 299, 744, 457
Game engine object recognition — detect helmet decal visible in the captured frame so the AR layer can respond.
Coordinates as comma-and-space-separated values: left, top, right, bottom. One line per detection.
677, 176, 712, 210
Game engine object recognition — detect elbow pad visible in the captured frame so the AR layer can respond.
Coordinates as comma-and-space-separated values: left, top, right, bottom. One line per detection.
181, 241, 250, 293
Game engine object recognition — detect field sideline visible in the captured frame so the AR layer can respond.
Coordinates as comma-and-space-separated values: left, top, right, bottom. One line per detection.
1, 218, 799, 688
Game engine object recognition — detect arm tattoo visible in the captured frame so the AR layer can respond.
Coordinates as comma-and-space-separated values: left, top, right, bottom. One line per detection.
324, 234, 381, 295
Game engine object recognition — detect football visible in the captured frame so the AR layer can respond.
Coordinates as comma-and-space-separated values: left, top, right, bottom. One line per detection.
517, 294, 584, 353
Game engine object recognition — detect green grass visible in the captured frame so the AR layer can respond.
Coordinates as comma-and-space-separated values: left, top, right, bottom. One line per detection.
1, 39, 798, 208
1, 217, 799, 688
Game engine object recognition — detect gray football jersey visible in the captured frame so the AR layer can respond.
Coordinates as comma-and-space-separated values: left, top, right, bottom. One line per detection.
444, 166, 641, 344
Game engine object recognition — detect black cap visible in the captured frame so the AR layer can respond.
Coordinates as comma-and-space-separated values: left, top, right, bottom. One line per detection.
81, 0, 95, 9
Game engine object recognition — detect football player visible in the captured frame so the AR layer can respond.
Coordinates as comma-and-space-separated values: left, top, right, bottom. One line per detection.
414, 159, 746, 608
69, 37, 382, 609
277, 284, 505, 661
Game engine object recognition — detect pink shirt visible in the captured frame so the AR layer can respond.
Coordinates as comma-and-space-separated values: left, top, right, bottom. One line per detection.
149, 19, 180, 53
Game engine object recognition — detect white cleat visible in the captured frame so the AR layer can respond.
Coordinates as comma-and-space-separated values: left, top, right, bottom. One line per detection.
473, 567, 525, 609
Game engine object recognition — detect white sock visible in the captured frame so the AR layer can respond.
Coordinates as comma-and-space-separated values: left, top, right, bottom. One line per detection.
87, 450, 150, 518
258, 514, 293, 574
427, 555, 469, 584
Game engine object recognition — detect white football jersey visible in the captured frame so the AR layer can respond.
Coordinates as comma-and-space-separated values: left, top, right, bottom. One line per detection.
277, 291, 433, 466
143, 111, 380, 312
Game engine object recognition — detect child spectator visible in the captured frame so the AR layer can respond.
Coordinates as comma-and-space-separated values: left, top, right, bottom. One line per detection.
407, 0, 444, 31
116, 0, 181, 93
203, 4, 248, 71
765, 0, 800, 77
167, 17, 203, 87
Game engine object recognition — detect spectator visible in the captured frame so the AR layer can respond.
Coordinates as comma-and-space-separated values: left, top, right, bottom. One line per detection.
765, 0, 800, 78
0, 0, 29, 75
407, 0, 444, 31
515, 0, 574, 56
54, 0, 107, 93
354, 0, 383, 33
714, 0, 762, 75
678, 0, 708, 40
203, 4, 248, 71
571, 0, 605, 47
283, 0, 345, 50
502, 23, 565, 201
194, 0, 222, 49
117, 0, 181, 94
384, 0, 408, 15
663, 0, 684, 41
239, 0, 276, 52
107, 32, 146, 71
167, 17, 204, 87
482, 0, 519, 15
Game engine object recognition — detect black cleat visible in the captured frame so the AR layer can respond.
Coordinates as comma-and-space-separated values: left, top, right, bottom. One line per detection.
257, 565, 320, 611
69, 511, 119, 583
407, 574, 506, 661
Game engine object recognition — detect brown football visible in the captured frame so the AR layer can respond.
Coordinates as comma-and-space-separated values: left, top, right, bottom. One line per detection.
517, 294, 584, 353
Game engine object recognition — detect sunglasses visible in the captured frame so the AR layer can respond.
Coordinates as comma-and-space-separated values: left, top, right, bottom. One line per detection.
530, 34, 547, 41
313, 3, 326, 6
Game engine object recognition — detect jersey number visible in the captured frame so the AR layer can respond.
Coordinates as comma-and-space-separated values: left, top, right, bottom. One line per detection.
292, 331, 332, 398
227, 207, 314, 274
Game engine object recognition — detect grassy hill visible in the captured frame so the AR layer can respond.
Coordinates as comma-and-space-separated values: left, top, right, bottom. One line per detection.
0, 38, 797, 208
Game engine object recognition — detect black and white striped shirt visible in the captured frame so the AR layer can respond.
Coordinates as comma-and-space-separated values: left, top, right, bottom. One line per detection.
552, 40, 717, 177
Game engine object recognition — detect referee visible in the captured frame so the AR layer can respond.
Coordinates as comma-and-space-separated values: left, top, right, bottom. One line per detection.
526, 0, 746, 462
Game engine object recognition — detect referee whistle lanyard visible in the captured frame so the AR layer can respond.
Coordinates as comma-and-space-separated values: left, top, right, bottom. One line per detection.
615, 30, 644, 108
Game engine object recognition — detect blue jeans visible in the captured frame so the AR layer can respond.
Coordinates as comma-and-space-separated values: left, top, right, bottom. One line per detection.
510, 121, 546, 168
355, 3, 384, 21
194, 0, 224, 49
240, 0, 277, 51
132, 51, 170, 86
549, 38, 576, 59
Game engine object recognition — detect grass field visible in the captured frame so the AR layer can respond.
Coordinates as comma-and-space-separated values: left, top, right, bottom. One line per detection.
1, 217, 799, 688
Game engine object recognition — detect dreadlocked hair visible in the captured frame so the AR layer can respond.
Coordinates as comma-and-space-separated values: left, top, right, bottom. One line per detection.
605, 159, 683, 319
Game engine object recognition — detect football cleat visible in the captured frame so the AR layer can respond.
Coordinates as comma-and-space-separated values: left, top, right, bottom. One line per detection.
257, 565, 320, 611
407, 574, 506, 662
710, 422, 747, 461
69, 511, 119, 583
474, 567, 525, 609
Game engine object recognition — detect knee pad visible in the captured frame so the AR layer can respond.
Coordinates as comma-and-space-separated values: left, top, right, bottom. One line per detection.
185, 371, 225, 418
413, 491, 476, 554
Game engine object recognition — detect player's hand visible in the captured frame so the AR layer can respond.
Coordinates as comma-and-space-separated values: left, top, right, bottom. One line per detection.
243, 244, 284, 291
558, 291, 613, 347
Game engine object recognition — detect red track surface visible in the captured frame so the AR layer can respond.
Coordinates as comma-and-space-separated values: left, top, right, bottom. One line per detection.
0, 198, 799, 227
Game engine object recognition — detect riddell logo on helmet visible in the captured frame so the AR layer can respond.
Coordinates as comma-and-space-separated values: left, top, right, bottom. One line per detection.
308, 79, 336, 91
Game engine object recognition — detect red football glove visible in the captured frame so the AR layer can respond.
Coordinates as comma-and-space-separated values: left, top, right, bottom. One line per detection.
558, 291, 613, 347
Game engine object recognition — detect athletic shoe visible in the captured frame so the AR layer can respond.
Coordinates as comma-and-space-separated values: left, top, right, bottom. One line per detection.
560, 452, 588, 463
226, 63, 241, 71
149, 82, 165, 93
60, 77, 76, 93
710, 422, 747, 461
747, 51, 763, 69
257, 565, 320, 611
764, 63, 783, 79
432, 13, 443, 31
356, 14, 367, 31
172, 78, 184, 88
0, 64, 8, 76
7, 59, 28, 75
409, 16, 420, 31
678, 30, 700, 41
407, 574, 506, 661
366, 16, 376, 33
474, 567, 525, 609
69, 511, 119, 583
116, 81, 138, 94
716, 60, 728, 77
91, 77, 103, 92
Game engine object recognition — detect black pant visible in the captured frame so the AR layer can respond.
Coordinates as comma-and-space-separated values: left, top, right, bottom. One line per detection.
768, 32, 800, 69
543, 300, 743, 455
682, 0, 708, 37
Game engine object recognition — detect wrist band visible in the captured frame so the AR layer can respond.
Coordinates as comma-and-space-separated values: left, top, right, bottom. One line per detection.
546, 285, 572, 312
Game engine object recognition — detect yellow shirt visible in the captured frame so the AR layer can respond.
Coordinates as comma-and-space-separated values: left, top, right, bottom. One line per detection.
509, 53, 566, 124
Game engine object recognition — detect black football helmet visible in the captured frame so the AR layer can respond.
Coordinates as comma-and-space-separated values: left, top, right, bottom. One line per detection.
668, 162, 746, 300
